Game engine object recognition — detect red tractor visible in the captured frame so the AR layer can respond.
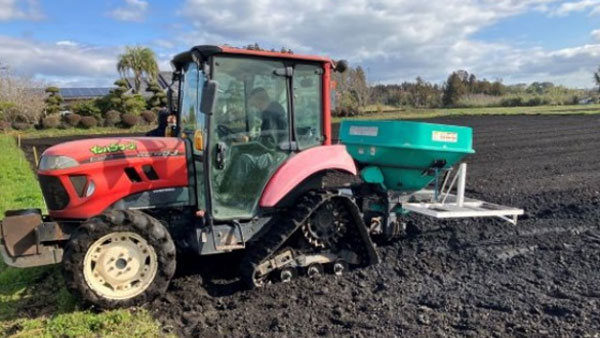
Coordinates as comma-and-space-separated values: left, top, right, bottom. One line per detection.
0, 45, 522, 308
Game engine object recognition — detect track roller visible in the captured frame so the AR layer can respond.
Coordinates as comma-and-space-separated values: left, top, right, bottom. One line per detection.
332, 260, 348, 276
306, 263, 324, 278
279, 267, 297, 283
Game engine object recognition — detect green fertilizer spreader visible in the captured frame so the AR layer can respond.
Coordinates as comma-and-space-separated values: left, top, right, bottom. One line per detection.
339, 119, 522, 231
340, 120, 475, 192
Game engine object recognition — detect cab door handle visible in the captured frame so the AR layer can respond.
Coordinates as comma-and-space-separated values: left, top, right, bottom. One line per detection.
215, 142, 227, 170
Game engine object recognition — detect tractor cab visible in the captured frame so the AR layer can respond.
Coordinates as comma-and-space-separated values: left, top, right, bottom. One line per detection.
169, 46, 339, 220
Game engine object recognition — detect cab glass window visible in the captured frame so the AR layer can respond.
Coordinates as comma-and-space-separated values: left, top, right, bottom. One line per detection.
179, 62, 204, 132
293, 64, 322, 149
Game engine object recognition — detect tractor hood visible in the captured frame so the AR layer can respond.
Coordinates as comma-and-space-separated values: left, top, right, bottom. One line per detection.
41, 137, 186, 166
37, 136, 190, 219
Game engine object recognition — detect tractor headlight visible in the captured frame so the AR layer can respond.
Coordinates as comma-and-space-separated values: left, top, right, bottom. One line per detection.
39, 155, 79, 171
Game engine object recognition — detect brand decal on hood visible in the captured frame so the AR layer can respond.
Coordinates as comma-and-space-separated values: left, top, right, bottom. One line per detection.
90, 142, 137, 155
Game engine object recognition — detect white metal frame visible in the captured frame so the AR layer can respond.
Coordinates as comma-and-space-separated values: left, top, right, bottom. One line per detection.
402, 163, 524, 225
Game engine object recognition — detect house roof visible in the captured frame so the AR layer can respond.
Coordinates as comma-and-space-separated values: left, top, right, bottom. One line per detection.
60, 88, 113, 100
27, 72, 173, 102
124, 71, 172, 98
25, 87, 112, 100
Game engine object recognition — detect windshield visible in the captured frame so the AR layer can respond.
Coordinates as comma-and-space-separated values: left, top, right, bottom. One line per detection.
212, 56, 290, 142
179, 62, 205, 133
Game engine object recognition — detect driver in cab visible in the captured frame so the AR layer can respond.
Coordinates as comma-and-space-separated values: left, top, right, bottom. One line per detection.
228, 87, 287, 184
248, 87, 287, 145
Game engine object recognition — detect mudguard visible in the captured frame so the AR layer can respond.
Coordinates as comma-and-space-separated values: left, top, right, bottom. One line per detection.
259, 145, 357, 208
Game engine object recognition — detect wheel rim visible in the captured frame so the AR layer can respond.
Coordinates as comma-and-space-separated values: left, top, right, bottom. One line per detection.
83, 231, 158, 300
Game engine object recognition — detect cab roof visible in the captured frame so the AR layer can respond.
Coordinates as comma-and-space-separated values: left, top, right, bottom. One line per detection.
171, 45, 334, 70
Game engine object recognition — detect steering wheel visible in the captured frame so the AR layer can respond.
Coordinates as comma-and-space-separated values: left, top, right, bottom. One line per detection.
217, 124, 235, 138
258, 134, 277, 149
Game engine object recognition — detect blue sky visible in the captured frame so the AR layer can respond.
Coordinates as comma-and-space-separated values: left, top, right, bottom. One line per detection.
474, 11, 596, 49
2, 1, 175, 46
1, 0, 599, 88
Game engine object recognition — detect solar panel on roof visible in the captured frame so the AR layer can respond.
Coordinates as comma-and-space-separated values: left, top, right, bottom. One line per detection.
59, 88, 113, 98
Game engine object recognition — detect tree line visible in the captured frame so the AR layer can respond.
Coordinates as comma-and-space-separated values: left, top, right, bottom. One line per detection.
2, 44, 600, 131
333, 67, 600, 116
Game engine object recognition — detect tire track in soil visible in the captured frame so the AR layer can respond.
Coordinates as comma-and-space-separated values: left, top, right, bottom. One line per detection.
20, 115, 600, 337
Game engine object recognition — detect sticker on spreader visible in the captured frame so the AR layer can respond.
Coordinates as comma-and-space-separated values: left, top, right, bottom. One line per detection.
432, 131, 458, 143
349, 126, 379, 137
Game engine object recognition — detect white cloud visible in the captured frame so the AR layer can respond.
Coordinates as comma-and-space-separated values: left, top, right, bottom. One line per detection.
486, 44, 600, 87
108, 0, 148, 22
0, 36, 118, 87
179, 0, 560, 57
0, 36, 173, 87
0, 0, 43, 21
3, 0, 598, 88
55, 40, 79, 47
546, 0, 600, 16
175, 0, 598, 88
593, 29, 600, 41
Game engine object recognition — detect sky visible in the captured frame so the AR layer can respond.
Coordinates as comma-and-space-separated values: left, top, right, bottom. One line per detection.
0, 0, 599, 88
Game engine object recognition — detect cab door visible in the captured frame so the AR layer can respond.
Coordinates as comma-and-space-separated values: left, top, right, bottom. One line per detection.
178, 62, 207, 209
208, 56, 292, 220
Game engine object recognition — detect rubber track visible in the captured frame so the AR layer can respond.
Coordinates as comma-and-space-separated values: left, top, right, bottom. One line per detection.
240, 191, 379, 288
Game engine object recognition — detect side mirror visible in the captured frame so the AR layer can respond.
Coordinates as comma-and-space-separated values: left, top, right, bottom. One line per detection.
201, 80, 218, 115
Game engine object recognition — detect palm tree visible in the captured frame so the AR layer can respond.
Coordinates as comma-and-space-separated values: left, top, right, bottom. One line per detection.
117, 46, 159, 93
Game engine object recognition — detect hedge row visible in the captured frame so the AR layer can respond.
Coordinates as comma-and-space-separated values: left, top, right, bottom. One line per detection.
4, 110, 158, 131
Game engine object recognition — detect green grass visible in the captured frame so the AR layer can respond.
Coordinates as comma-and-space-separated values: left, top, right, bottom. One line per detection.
4, 309, 164, 338
0, 135, 166, 337
5, 125, 152, 139
340, 104, 600, 122
0, 136, 46, 215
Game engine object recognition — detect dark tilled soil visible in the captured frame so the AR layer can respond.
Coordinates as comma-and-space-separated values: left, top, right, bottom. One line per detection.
22, 116, 600, 337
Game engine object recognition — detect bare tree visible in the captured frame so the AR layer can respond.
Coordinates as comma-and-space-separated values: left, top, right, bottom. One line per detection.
351, 66, 370, 107
331, 65, 370, 113
0, 63, 46, 126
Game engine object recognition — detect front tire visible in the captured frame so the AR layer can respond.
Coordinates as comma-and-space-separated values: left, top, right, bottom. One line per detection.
62, 210, 176, 308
